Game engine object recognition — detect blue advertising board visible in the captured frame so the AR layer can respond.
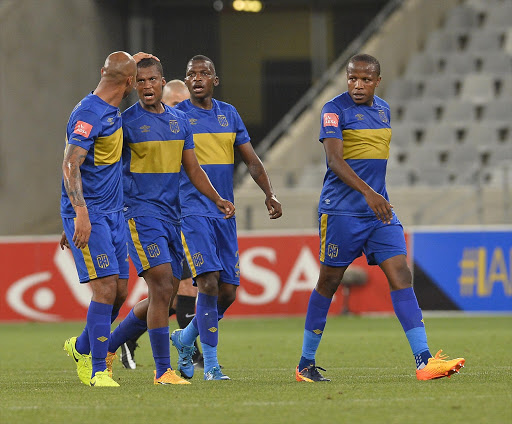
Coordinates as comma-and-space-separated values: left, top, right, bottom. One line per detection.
413, 228, 512, 312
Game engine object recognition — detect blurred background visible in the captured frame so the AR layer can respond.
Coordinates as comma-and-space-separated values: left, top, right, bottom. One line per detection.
1, 0, 511, 320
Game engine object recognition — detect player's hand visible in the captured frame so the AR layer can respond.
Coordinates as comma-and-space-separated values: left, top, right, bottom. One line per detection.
133, 52, 160, 63
59, 231, 70, 250
265, 194, 282, 219
72, 207, 91, 249
215, 199, 235, 219
364, 190, 393, 224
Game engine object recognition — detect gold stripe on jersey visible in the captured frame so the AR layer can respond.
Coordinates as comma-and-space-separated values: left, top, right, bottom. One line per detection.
193, 133, 236, 165
94, 127, 123, 166
128, 218, 150, 271
319, 214, 328, 262
129, 139, 185, 173
342, 128, 391, 160
181, 231, 197, 278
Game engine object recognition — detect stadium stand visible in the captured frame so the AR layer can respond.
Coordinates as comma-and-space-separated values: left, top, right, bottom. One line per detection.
235, 0, 511, 228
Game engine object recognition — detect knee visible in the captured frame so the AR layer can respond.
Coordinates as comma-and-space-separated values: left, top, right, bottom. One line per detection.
316, 274, 343, 298
218, 286, 237, 308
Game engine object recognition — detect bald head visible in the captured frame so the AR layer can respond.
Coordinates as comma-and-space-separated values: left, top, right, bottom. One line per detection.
101, 51, 137, 83
162, 79, 190, 107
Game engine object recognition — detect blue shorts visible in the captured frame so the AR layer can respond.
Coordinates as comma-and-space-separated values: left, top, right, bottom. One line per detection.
126, 216, 184, 279
62, 211, 129, 283
181, 215, 240, 285
319, 213, 407, 267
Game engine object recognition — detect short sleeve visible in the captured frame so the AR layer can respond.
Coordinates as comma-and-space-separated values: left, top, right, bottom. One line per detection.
233, 109, 251, 147
319, 102, 344, 142
182, 116, 195, 150
67, 110, 102, 152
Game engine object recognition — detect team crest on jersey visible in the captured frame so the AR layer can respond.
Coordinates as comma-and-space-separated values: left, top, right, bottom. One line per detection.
96, 254, 110, 269
217, 115, 229, 127
169, 120, 180, 133
327, 243, 338, 259
189, 118, 198, 125
147, 243, 161, 258
193, 252, 204, 267
378, 110, 388, 123
140, 125, 150, 133
355, 114, 364, 121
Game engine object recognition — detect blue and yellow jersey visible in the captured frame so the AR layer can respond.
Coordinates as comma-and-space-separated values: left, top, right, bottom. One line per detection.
318, 92, 392, 216
175, 99, 250, 218
61, 93, 124, 217
122, 102, 194, 224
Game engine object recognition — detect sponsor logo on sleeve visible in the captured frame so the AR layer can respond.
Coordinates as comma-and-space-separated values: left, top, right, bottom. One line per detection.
323, 113, 339, 127
73, 121, 93, 138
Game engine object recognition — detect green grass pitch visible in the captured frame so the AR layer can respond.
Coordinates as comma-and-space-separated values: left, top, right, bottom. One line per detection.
2, 315, 511, 424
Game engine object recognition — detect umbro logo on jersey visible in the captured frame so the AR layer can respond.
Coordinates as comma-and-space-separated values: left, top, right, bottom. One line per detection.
140, 125, 150, 133
208, 327, 218, 333
355, 114, 364, 120
107, 117, 115, 125
97, 336, 108, 342
189, 118, 198, 125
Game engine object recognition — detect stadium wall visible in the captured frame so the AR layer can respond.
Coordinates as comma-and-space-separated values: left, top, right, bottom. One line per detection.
1, 227, 510, 322
0, 0, 123, 236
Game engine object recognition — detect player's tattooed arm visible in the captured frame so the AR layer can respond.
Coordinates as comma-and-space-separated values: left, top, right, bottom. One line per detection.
62, 144, 91, 248
238, 142, 282, 219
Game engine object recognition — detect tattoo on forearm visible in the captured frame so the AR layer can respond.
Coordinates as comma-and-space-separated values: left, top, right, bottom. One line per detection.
63, 144, 88, 207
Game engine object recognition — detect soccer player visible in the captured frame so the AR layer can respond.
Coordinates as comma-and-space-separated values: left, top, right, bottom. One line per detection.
61, 51, 138, 387
162, 79, 190, 107
119, 78, 204, 370
295, 54, 465, 382
171, 55, 282, 380
106, 57, 235, 385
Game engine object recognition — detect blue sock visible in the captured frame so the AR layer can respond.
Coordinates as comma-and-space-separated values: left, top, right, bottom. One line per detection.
75, 306, 121, 354
148, 327, 171, 379
196, 293, 219, 347
202, 342, 219, 372
391, 287, 431, 369
87, 301, 113, 376
108, 309, 147, 353
180, 317, 200, 346
299, 290, 332, 371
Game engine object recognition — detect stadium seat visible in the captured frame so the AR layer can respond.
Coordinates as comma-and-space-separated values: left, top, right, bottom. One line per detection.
391, 123, 422, 147
386, 166, 414, 187
466, 28, 505, 52
462, 123, 503, 151
439, 52, 477, 75
296, 162, 325, 189
420, 75, 460, 101
421, 125, 459, 148
503, 28, 512, 55
400, 100, 438, 123
385, 78, 421, 103
404, 52, 439, 77
443, 4, 481, 30
499, 75, 512, 98
411, 166, 457, 186
483, 1, 512, 30
480, 99, 512, 126
460, 74, 497, 103
477, 52, 512, 76
440, 100, 477, 126
423, 29, 468, 53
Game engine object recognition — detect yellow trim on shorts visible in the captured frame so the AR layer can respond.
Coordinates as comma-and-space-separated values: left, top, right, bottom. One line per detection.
73, 217, 97, 280
128, 218, 150, 271
319, 214, 328, 262
181, 231, 197, 277
81, 244, 98, 280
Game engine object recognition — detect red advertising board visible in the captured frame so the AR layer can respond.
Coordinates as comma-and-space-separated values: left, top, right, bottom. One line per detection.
0, 232, 399, 322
